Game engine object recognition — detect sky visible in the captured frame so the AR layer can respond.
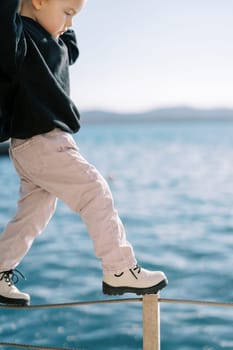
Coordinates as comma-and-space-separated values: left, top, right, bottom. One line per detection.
70, 0, 233, 113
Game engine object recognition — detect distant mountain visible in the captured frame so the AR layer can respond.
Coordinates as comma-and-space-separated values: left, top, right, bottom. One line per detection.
1, 107, 233, 156
81, 107, 233, 123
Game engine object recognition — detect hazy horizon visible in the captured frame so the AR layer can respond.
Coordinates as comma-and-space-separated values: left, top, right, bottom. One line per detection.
80, 105, 233, 115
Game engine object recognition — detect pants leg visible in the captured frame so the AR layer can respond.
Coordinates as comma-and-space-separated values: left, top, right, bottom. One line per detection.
0, 159, 57, 270
1, 129, 136, 273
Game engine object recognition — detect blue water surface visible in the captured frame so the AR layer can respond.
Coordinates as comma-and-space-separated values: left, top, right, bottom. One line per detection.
0, 120, 232, 350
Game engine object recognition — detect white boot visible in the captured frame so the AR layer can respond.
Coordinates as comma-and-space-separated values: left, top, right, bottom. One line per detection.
0, 270, 30, 306
103, 265, 168, 295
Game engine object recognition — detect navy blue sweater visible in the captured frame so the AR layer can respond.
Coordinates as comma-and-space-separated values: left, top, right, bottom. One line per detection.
0, 0, 80, 142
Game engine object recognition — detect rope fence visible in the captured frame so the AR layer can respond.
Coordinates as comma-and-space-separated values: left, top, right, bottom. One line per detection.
0, 296, 232, 350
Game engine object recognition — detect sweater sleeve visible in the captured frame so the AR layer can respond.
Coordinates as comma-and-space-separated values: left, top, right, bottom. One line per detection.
60, 30, 79, 65
0, 0, 25, 78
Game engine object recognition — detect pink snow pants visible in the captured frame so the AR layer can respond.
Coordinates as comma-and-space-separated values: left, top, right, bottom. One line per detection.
0, 129, 136, 273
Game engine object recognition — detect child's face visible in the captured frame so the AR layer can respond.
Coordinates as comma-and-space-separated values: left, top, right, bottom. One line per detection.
32, 0, 86, 38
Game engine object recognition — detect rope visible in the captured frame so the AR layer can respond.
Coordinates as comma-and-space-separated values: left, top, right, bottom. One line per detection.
0, 297, 232, 309
0, 297, 142, 309
159, 298, 233, 308
0, 343, 80, 350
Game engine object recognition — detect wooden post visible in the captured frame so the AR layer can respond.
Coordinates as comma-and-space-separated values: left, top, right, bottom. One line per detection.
143, 294, 160, 350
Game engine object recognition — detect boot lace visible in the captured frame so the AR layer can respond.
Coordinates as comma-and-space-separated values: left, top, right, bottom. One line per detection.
114, 265, 141, 278
0, 269, 26, 286
129, 264, 141, 279
132, 265, 141, 274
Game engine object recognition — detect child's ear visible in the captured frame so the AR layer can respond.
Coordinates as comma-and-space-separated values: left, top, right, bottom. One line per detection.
31, 0, 46, 10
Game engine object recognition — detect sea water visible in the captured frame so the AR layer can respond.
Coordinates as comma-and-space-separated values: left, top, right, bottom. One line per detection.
0, 121, 232, 350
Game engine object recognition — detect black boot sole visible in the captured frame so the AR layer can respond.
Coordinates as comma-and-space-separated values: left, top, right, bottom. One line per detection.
102, 278, 168, 296
0, 295, 29, 306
